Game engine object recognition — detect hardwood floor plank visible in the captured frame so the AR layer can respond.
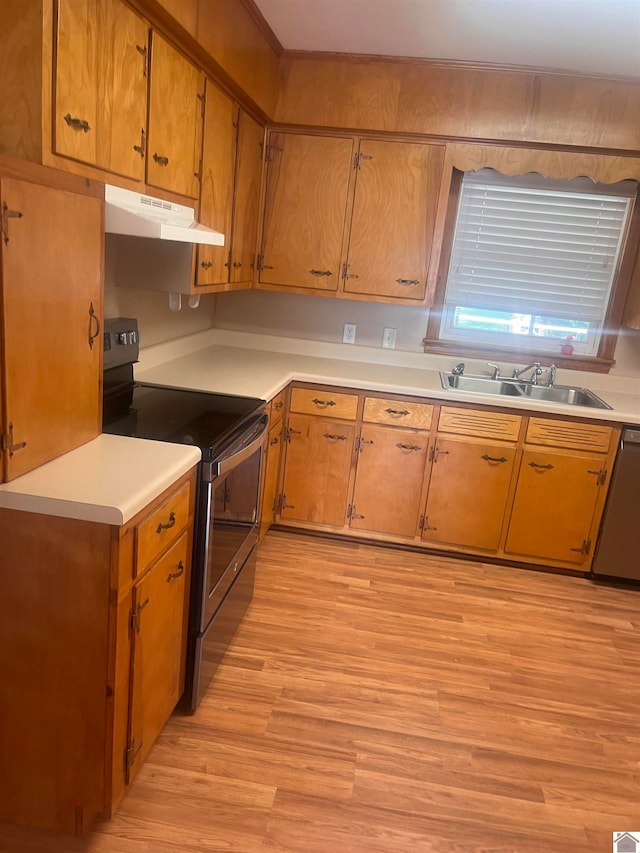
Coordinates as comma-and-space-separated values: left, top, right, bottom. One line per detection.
2, 530, 639, 852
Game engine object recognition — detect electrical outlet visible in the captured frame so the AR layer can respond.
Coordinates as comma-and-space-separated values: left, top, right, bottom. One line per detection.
343, 323, 356, 344
382, 327, 397, 349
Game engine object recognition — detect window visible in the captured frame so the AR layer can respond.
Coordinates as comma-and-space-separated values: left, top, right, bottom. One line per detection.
429, 169, 638, 364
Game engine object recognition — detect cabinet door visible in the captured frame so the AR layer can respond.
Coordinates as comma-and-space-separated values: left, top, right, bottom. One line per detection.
422, 437, 516, 551
147, 31, 204, 199
344, 140, 445, 301
350, 425, 428, 538
128, 533, 190, 779
259, 421, 282, 541
280, 414, 355, 526
54, 0, 99, 165
97, 0, 148, 180
230, 110, 264, 284
197, 82, 237, 286
504, 449, 604, 565
259, 133, 354, 290
0, 178, 102, 482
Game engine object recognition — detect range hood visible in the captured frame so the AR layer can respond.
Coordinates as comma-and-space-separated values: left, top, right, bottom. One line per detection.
104, 184, 224, 246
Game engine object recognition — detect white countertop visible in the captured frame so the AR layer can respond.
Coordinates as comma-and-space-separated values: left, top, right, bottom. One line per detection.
136, 329, 640, 426
0, 434, 201, 525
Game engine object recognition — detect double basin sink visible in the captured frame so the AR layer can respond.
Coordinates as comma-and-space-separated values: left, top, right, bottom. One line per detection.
440, 372, 612, 409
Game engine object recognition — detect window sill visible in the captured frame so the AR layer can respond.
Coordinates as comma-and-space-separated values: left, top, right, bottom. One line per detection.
422, 338, 615, 374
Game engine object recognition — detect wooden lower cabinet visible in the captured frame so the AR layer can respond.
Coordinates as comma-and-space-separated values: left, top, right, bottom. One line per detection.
280, 413, 355, 527
504, 448, 606, 566
349, 424, 429, 537
259, 420, 283, 541
422, 436, 517, 551
0, 469, 196, 835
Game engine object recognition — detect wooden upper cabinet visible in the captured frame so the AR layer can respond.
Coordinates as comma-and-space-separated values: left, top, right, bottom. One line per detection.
197, 81, 237, 286
259, 132, 355, 291
230, 110, 264, 284
54, 0, 148, 180
0, 176, 102, 482
343, 140, 445, 301
197, 87, 264, 290
146, 31, 204, 199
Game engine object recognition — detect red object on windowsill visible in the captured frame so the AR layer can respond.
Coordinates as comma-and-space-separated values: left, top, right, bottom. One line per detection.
561, 335, 575, 355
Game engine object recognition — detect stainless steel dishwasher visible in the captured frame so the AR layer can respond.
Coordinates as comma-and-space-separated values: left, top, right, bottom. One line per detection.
591, 427, 640, 580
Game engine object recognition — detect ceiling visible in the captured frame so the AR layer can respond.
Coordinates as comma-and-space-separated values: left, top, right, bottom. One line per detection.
253, 0, 640, 79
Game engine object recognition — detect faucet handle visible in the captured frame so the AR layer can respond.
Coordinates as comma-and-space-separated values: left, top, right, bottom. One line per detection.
452, 362, 465, 375
486, 362, 500, 380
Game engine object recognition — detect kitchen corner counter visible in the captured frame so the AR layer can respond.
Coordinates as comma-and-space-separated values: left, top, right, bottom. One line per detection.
0, 434, 201, 525
134, 331, 640, 426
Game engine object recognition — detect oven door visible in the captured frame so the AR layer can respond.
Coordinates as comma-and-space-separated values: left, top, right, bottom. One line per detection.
197, 415, 267, 632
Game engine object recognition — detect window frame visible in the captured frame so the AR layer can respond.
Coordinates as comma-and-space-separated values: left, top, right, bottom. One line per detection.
424, 169, 640, 373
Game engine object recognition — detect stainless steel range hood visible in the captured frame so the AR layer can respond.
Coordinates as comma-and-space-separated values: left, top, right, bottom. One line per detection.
104, 184, 224, 246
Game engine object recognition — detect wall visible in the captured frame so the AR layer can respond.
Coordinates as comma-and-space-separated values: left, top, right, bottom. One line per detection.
104, 250, 216, 349
213, 289, 640, 379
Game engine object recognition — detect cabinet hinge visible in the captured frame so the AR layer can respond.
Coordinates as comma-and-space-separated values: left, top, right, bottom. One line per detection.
353, 152, 360, 170
1, 423, 27, 457
123, 737, 142, 775
197, 91, 205, 119
194, 158, 203, 181
347, 504, 365, 520
1, 203, 23, 245
570, 539, 591, 556
257, 254, 274, 272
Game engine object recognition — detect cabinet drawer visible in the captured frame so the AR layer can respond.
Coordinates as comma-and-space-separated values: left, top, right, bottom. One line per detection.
136, 480, 191, 575
269, 389, 287, 428
526, 418, 614, 452
438, 407, 521, 441
290, 387, 358, 420
363, 397, 433, 429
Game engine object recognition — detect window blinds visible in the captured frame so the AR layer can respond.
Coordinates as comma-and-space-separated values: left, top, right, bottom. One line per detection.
445, 171, 635, 324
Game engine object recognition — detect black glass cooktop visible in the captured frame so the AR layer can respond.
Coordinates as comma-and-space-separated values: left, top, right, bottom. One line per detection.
102, 381, 265, 460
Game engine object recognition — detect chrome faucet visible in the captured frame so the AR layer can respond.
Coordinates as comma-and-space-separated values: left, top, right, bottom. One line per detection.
452, 362, 465, 375
548, 364, 557, 387
511, 362, 545, 384
486, 362, 500, 380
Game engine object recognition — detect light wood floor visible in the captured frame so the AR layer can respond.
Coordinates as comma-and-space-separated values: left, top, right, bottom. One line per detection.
2, 530, 640, 852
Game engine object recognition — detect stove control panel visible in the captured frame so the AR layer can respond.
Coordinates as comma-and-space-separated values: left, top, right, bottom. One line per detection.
103, 317, 139, 368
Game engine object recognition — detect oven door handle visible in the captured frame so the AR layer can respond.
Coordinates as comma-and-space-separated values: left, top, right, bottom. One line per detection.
205, 415, 269, 480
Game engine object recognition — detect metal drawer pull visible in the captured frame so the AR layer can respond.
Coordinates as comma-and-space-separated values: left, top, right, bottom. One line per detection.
481, 454, 508, 463
200, 260, 213, 269
156, 511, 176, 533
385, 408, 409, 416
323, 433, 347, 441
64, 113, 90, 132
395, 278, 420, 286
396, 443, 421, 451
269, 435, 279, 446
166, 560, 185, 582
233, 261, 242, 268
528, 462, 554, 470
309, 269, 332, 277
274, 401, 284, 410
153, 153, 169, 166
312, 398, 336, 407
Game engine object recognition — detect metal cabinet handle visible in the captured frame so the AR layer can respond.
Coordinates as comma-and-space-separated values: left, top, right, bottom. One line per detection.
323, 433, 347, 441
481, 454, 508, 463
88, 302, 100, 350
166, 560, 185, 582
348, 505, 365, 520
274, 401, 284, 410
133, 127, 146, 157
233, 261, 242, 268
153, 153, 169, 166
385, 408, 409, 416
135, 597, 150, 633
156, 511, 176, 533
309, 269, 332, 277
528, 462, 554, 470
269, 435, 279, 446
312, 398, 336, 407
64, 113, 90, 132
395, 278, 420, 286
200, 260, 213, 269
396, 443, 421, 451
136, 43, 148, 76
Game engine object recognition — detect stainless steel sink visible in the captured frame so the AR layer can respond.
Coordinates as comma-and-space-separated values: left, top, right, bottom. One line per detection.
439, 372, 612, 409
